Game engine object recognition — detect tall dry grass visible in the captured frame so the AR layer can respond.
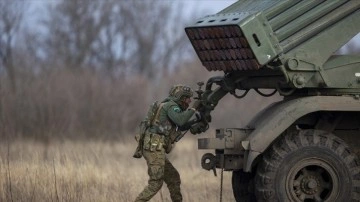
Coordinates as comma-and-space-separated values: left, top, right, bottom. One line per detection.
0, 135, 235, 202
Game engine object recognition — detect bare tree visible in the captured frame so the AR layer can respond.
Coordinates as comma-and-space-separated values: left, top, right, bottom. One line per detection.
41, 0, 191, 78
0, 0, 26, 92
118, 1, 190, 78
42, 0, 110, 70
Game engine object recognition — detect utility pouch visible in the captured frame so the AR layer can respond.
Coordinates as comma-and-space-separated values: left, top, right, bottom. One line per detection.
156, 135, 165, 151
149, 134, 163, 152
150, 143, 157, 152
143, 133, 151, 151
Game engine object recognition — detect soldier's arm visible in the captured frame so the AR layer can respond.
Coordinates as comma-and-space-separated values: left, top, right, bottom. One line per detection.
167, 105, 195, 127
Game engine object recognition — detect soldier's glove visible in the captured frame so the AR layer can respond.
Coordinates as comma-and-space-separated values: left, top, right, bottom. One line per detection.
191, 100, 202, 110
190, 121, 209, 134
195, 111, 202, 121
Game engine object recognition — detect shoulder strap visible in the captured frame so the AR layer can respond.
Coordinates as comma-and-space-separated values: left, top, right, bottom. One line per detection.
151, 102, 166, 126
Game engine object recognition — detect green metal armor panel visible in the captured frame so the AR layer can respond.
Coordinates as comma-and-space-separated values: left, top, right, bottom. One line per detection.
185, 0, 360, 92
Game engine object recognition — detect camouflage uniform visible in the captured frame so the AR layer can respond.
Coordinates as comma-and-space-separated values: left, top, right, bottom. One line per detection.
135, 85, 197, 202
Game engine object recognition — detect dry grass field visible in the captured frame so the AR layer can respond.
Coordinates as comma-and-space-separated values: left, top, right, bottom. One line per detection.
0, 135, 235, 202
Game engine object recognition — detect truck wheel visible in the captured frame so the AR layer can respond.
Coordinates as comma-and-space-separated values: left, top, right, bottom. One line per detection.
232, 169, 256, 202
255, 129, 360, 202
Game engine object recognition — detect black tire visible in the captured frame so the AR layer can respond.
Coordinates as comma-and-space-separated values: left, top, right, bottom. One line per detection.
255, 129, 360, 202
232, 169, 256, 202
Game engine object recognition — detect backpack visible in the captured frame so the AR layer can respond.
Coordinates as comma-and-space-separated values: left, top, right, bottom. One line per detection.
133, 101, 163, 158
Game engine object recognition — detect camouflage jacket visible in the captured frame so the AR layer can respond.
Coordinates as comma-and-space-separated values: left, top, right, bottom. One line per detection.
151, 98, 195, 143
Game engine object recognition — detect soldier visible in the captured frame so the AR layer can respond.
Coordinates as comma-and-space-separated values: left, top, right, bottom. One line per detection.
134, 84, 201, 202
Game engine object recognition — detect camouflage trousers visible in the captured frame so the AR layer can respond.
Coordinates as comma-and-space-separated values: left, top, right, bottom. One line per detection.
135, 148, 182, 202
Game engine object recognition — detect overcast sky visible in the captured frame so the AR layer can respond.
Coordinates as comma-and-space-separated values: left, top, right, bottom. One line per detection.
184, 0, 237, 14
25, 0, 358, 53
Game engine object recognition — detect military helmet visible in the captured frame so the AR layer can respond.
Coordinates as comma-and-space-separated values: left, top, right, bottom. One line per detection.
169, 84, 193, 101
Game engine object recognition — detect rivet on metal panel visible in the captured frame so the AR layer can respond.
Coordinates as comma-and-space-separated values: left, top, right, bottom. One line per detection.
292, 74, 306, 88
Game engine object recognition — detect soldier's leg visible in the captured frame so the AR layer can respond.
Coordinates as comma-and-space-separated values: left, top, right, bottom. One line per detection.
135, 149, 165, 202
163, 158, 182, 202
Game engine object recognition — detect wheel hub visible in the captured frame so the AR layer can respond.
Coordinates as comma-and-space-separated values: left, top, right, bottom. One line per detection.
286, 158, 339, 201
300, 176, 320, 195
